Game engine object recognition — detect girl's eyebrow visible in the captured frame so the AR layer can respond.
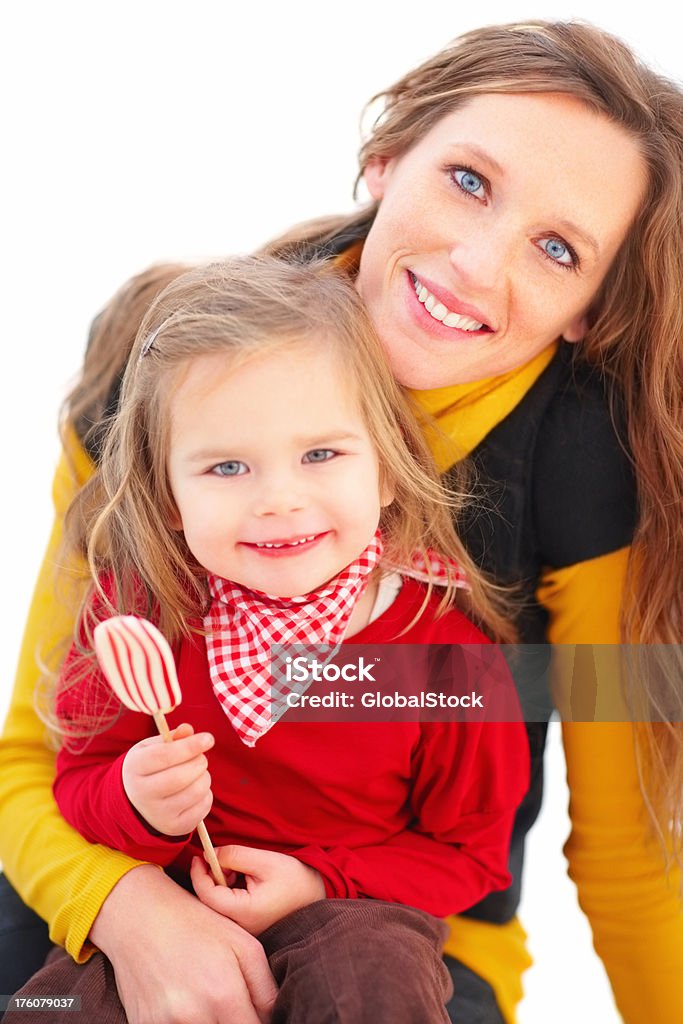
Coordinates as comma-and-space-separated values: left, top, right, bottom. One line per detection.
181, 449, 240, 464
298, 431, 365, 446
180, 432, 365, 464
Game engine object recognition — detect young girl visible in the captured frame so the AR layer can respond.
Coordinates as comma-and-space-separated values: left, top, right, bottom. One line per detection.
19, 256, 528, 1023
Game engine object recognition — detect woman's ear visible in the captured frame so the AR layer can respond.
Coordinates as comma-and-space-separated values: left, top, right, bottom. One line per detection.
562, 312, 589, 343
363, 157, 393, 202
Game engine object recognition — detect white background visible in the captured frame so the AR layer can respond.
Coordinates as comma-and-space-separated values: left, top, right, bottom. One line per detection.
1, 3, 679, 1020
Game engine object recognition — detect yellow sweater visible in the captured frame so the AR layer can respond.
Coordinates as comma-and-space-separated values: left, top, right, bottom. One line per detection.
1, 360, 681, 1022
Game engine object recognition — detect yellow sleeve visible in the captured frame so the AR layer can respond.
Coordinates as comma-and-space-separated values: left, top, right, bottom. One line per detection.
0, 434, 154, 962
540, 549, 683, 1024
442, 915, 530, 1022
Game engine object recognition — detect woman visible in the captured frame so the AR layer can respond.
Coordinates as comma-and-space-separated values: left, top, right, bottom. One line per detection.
1, 20, 682, 1024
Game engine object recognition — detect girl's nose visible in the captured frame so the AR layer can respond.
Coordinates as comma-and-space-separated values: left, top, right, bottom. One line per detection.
253, 475, 306, 517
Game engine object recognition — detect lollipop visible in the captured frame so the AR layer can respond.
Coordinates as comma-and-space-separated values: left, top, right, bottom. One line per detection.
94, 615, 227, 886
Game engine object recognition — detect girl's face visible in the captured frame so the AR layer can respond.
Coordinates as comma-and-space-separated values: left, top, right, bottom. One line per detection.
357, 91, 646, 388
166, 342, 392, 597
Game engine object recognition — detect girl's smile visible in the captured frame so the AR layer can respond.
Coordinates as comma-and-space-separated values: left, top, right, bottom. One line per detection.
358, 91, 646, 388
240, 532, 329, 559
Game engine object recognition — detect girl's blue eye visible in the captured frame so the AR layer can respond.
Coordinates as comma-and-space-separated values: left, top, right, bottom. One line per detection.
212, 460, 248, 476
453, 168, 486, 199
539, 237, 575, 267
303, 449, 335, 464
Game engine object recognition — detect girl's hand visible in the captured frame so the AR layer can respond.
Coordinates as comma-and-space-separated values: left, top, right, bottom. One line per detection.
191, 845, 326, 935
121, 722, 215, 836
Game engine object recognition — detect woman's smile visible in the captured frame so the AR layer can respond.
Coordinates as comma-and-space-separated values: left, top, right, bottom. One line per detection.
407, 271, 492, 335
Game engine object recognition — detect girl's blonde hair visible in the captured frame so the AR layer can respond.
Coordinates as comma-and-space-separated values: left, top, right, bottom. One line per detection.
63, 262, 192, 459
265, 21, 683, 850
66, 256, 513, 713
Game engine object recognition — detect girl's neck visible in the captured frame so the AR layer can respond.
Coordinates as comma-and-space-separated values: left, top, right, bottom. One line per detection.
344, 576, 379, 638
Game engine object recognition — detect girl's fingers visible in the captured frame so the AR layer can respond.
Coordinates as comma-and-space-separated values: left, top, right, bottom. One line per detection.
141, 756, 212, 798
191, 856, 235, 903
170, 722, 195, 740
175, 780, 214, 822
130, 730, 215, 775
191, 856, 238, 894
214, 845, 277, 877
139, 771, 213, 823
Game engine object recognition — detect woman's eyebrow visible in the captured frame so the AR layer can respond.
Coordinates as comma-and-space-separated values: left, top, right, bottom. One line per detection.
455, 143, 505, 177
555, 218, 601, 258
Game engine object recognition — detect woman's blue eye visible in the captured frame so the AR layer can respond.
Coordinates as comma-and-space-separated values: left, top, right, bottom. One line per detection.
303, 449, 335, 464
539, 237, 575, 267
212, 460, 248, 476
453, 168, 486, 198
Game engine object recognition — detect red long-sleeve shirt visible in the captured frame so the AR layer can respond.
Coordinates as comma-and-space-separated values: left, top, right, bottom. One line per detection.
54, 579, 529, 917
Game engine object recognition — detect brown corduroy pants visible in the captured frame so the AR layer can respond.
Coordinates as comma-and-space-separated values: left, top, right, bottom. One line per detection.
5, 899, 453, 1023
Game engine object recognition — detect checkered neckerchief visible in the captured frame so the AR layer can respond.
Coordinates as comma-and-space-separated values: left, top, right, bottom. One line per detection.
203, 532, 384, 747
398, 550, 469, 589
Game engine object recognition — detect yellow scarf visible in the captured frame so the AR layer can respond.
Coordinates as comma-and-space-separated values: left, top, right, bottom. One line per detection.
408, 345, 558, 472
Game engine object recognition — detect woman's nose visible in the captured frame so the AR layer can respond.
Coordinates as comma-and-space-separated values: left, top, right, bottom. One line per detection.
448, 218, 515, 293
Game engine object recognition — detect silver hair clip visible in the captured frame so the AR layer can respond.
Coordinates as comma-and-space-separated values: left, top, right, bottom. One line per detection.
139, 324, 162, 360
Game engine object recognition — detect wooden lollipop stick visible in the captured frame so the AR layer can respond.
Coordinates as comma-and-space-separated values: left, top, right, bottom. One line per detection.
154, 711, 227, 887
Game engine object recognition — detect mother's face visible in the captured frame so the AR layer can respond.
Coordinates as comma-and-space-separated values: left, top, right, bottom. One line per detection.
357, 92, 646, 388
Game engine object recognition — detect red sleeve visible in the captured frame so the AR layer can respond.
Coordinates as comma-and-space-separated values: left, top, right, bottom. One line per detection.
53, 625, 190, 866
293, 716, 529, 916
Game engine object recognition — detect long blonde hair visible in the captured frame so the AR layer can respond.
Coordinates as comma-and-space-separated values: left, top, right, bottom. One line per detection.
264, 22, 683, 850
66, 257, 514, 701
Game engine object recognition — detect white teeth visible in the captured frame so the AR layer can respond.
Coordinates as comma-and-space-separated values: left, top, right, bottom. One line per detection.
256, 535, 316, 549
443, 312, 482, 330
411, 274, 484, 332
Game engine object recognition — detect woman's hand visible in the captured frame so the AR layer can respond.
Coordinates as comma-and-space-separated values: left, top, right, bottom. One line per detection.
191, 845, 326, 935
121, 723, 215, 836
91, 864, 277, 1024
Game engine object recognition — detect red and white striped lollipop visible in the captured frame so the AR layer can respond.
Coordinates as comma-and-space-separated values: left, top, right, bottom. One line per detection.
94, 615, 227, 886
94, 616, 181, 723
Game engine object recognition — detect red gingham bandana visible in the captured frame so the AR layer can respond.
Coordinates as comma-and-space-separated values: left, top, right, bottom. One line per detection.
393, 549, 469, 589
203, 533, 469, 747
203, 532, 384, 746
